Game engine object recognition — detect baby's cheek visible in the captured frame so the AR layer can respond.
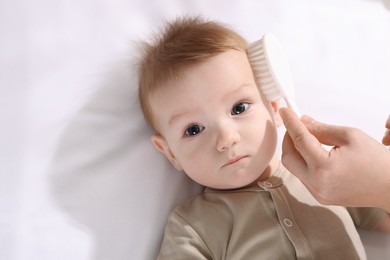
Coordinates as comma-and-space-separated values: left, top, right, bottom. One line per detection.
177, 149, 203, 170
249, 119, 269, 138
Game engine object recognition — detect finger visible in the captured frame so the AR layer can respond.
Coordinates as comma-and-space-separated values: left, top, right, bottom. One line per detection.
282, 132, 324, 200
383, 129, 390, 146
382, 115, 390, 145
280, 108, 327, 163
281, 131, 308, 176
301, 116, 350, 146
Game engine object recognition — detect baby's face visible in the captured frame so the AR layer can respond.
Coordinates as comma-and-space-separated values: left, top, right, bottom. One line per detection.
150, 50, 281, 189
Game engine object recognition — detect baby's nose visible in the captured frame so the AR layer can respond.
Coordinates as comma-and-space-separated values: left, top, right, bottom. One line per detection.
216, 124, 240, 152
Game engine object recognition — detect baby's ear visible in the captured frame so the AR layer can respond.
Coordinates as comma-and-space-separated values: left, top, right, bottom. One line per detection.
151, 134, 183, 171
271, 100, 283, 127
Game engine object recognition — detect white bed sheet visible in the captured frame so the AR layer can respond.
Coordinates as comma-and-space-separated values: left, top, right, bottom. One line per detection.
1, 0, 390, 259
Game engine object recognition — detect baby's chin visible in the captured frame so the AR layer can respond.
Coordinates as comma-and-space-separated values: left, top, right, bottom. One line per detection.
234, 161, 278, 189
187, 158, 278, 190
206, 172, 266, 190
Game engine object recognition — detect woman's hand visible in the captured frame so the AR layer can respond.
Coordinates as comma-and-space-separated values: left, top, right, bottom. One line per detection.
280, 108, 390, 212
382, 115, 390, 145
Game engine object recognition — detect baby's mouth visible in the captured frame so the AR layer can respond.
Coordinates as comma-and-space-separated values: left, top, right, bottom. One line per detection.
222, 155, 248, 168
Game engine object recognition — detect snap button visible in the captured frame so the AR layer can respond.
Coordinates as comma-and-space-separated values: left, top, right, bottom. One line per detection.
257, 181, 273, 189
284, 218, 293, 227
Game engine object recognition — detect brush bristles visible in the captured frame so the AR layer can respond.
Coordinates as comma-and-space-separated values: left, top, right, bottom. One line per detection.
248, 38, 282, 101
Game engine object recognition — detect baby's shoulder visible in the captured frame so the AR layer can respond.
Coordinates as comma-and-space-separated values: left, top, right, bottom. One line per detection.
168, 192, 239, 236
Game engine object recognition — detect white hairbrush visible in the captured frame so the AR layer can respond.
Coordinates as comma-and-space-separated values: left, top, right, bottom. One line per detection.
248, 33, 301, 116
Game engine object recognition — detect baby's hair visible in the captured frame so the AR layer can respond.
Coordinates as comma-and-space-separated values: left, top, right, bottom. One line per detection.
137, 16, 248, 129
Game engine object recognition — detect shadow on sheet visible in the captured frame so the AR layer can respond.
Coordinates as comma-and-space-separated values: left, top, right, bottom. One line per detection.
48, 60, 203, 260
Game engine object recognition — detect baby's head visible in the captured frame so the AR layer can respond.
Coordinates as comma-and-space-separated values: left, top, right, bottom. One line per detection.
138, 16, 282, 189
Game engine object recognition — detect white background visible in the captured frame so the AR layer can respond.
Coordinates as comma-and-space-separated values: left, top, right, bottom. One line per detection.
1, 0, 390, 259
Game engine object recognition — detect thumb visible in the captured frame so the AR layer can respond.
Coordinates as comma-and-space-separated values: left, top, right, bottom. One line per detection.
301, 116, 349, 146
280, 108, 327, 163
382, 115, 390, 146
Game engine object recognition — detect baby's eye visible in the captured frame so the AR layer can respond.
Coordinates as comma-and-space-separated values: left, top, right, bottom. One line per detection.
231, 102, 249, 115
184, 124, 205, 136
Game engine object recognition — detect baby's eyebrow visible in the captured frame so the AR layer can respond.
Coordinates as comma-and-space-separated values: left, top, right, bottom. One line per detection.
168, 83, 255, 126
222, 83, 255, 100
168, 109, 197, 127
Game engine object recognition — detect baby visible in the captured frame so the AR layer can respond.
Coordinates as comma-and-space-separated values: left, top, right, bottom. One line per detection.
137, 16, 390, 259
